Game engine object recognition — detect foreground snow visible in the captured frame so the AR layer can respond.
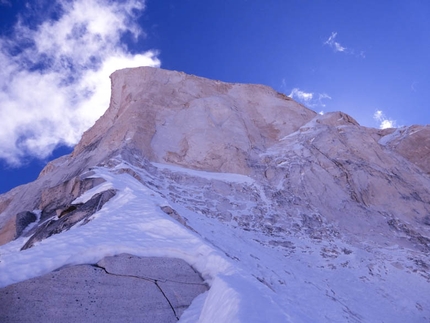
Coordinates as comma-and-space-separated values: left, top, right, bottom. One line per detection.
0, 163, 429, 322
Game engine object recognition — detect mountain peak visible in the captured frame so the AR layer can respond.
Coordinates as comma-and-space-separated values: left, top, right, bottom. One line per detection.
73, 66, 316, 174
1, 67, 430, 322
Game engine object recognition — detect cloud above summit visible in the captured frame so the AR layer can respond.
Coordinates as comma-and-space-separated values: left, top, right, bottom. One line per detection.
373, 110, 396, 129
0, 0, 160, 166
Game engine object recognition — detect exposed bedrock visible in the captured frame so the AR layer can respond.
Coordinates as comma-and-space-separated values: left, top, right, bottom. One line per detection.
0, 254, 208, 323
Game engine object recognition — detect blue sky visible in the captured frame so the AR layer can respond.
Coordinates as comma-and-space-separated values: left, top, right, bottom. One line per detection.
1, 0, 429, 193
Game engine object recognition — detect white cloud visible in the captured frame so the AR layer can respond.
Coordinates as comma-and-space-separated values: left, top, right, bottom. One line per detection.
289, 88, 313, 102
324, 32, 346, 52
288, 88, 331, 110
0, 0, 160, 166
373, 110, 396, 129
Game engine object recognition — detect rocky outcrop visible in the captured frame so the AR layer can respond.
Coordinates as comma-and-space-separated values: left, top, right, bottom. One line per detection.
0, 254, 208, 322
21, 188, 116, 250
0, 172, 108, 247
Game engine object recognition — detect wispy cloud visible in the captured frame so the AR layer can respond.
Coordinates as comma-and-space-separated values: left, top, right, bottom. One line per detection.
0, 0, 160, 166
324, 32, 346, 52
373, 110, 397, 129
288, 88, 331, 111
324, 32, 364, 58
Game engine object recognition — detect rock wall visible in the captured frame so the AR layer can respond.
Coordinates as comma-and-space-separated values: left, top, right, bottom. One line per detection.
73, 67, 316, 174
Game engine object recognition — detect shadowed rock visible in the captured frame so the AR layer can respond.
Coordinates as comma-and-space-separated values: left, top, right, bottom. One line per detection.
21, 189, 116, 250
0, 174, 106, 246
15, 211, 37, 237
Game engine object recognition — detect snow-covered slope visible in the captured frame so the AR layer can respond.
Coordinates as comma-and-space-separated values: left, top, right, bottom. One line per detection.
1, 67, 430, 322
1, 157, 428, 322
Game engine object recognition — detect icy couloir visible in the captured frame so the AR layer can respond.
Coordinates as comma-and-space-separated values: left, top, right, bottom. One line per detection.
0, 67, 430, 322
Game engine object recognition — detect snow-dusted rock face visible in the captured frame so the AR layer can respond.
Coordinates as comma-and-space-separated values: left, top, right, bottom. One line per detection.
380, 125, 430, 174
1, 67, 430, 322
259, 112, 430, 251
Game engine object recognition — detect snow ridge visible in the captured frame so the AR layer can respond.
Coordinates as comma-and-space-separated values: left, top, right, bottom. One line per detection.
1, 155, 430, 322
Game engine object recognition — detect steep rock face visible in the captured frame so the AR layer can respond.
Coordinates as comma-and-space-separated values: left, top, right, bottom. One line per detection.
380, 125, 430, 174
74, 67, 316, 175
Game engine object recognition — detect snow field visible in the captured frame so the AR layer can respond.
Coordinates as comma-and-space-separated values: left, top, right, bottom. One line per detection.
1, 163, 429, 322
